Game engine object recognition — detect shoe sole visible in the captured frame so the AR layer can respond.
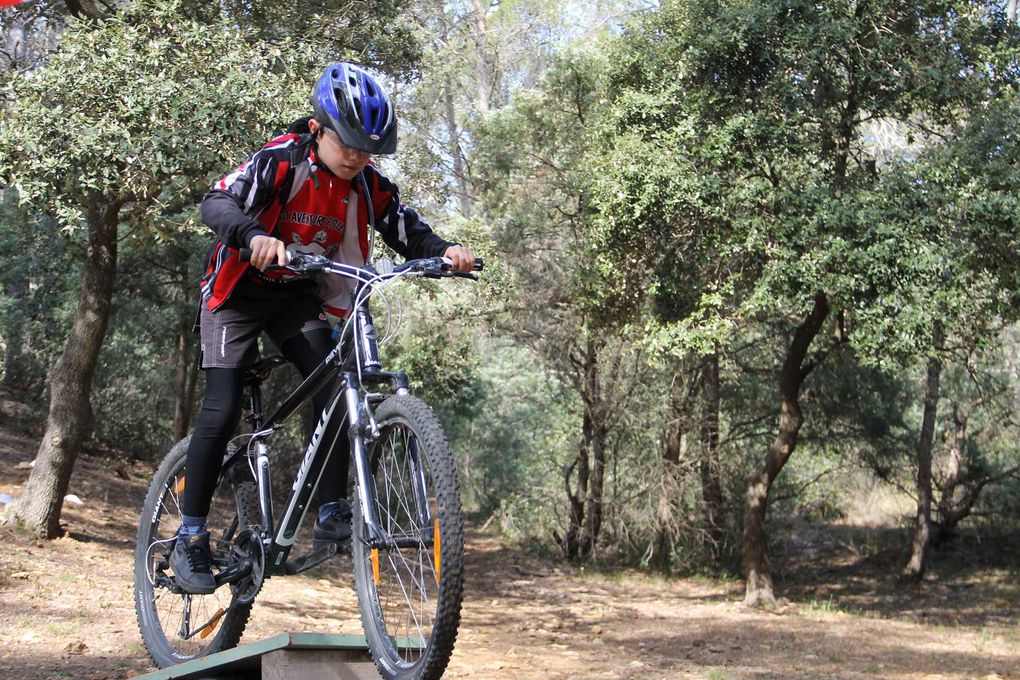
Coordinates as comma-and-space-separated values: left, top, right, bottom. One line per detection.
174, 580, 218, 595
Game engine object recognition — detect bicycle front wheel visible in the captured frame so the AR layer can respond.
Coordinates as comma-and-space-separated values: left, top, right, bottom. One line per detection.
352, 395, 464, 680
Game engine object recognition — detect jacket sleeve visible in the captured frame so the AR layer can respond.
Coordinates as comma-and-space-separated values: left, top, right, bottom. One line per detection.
366, 167, 456, 260
200, 139, 294, 249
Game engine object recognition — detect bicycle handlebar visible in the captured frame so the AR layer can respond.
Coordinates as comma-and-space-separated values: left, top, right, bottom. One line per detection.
237, 248, 484, 281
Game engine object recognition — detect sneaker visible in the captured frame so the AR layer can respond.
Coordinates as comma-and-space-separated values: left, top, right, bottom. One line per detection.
169, 531, 217, 595
314, 499, 353, 544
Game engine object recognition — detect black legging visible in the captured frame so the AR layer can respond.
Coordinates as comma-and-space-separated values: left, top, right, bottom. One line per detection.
181, 328, 349, 518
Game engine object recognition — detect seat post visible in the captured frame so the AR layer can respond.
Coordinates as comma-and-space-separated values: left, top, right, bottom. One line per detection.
244, 380, 265, 431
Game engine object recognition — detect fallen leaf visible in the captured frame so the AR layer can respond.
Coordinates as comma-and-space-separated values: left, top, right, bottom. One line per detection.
64, 640, 88, 655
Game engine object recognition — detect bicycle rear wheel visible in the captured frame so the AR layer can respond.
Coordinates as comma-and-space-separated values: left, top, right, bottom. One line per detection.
133, 436, 259, 668
352, 396, 464, 680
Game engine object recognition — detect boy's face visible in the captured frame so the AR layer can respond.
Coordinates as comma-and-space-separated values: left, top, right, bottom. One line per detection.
310, 119, 371, 180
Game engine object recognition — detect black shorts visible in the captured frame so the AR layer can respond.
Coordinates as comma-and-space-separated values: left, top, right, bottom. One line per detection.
199, 277, 330, 369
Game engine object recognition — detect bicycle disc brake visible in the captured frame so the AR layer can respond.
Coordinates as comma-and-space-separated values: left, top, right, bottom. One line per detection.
229, 530, 266, 606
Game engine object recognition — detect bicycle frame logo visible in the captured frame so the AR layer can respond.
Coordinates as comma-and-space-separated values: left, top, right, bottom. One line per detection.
292, 400, 336, 493
272, 386, 347, 549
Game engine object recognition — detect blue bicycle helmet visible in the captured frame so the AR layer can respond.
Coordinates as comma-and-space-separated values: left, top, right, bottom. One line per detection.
310, 62, 397, 154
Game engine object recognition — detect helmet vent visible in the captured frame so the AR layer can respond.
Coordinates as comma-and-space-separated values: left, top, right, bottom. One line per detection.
311, 61, 397, 153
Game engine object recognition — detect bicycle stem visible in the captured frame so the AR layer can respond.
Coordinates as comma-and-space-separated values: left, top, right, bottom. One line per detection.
355, 306, 382, 373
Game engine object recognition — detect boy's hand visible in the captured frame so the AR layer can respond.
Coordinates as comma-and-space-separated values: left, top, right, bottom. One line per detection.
444, 245, 476, 273
249, 235, 287, 270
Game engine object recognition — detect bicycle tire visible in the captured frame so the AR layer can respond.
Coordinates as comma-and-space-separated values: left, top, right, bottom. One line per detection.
134, 436, 260, 668
352, 395, 464, 680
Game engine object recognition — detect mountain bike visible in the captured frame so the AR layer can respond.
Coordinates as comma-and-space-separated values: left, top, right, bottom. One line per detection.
134, 251, 482, 680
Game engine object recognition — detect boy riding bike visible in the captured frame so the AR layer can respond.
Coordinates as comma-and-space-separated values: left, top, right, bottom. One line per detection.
171, 61, 475, 594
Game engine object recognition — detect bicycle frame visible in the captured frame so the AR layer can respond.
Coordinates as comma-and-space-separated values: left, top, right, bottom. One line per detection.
228, 284, 414, 577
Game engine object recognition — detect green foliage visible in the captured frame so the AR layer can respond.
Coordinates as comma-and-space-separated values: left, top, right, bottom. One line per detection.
473, 44, 616, 334
182, 0, 422, 75
593, 0, 1019, 362
0, 191, 78, 392
376, 268, 573, 516
89, 230, 207, 452
0, 0, 426, 456
0, 0, 315, 230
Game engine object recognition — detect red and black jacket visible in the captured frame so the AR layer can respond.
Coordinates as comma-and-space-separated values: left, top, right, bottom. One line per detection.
199, 131, 454, 315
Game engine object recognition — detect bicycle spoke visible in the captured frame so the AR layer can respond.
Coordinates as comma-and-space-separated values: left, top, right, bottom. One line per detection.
382, 554, 423, 646
163, 474, 184, 520
369, 425, 441, 660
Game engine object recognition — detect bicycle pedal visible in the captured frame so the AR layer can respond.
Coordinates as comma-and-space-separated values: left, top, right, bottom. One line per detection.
285, 542, 341, 575
312, 537, 351, 553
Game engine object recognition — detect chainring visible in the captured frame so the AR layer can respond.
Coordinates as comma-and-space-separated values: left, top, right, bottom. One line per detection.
229, 529, 266, 606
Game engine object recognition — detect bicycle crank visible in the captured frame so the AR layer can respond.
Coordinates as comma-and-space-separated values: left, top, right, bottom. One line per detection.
225, 529, 265, 606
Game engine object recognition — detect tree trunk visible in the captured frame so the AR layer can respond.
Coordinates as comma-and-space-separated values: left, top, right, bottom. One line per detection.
650, 458, 681, 571
700, 350, 725, 550
650, 362, 695, 570
4, 197, 120, 538
562, 338, 607, 561
903, 321, 943, 579
743, 292, 830, 607
470, 0, 491, 112
442, 73, 472, 217
934, 409, 968, 543
576, 338, 606, 559
562, 447, 587, 560
172, 313, 195, 442
436, 2, 473, 218
184, 339, 200, 436
582, 396, 607, 559
1009, 0, 1018, 24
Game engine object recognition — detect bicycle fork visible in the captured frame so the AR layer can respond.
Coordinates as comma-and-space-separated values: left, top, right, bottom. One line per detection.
347, 372, 384, 544
346, 370, 433, 549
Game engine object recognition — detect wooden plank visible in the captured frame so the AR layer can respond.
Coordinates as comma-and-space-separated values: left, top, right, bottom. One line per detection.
261, 649, 378, 680
134, 633, 373, 680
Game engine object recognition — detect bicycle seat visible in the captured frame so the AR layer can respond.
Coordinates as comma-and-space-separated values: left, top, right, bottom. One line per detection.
244, 354, 289, 383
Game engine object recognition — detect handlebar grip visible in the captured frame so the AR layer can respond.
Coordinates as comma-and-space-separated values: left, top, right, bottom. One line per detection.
237, 247, 291, 269
473, 257, 484, 271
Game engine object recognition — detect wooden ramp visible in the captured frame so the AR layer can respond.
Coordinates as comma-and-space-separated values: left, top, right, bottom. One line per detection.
134, 632, 379, 680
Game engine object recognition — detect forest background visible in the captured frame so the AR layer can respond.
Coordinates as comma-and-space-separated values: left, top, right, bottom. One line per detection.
0, 0, 1017, 613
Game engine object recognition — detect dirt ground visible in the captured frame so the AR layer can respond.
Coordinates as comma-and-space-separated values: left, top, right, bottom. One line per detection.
0, 390, 1017, 680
